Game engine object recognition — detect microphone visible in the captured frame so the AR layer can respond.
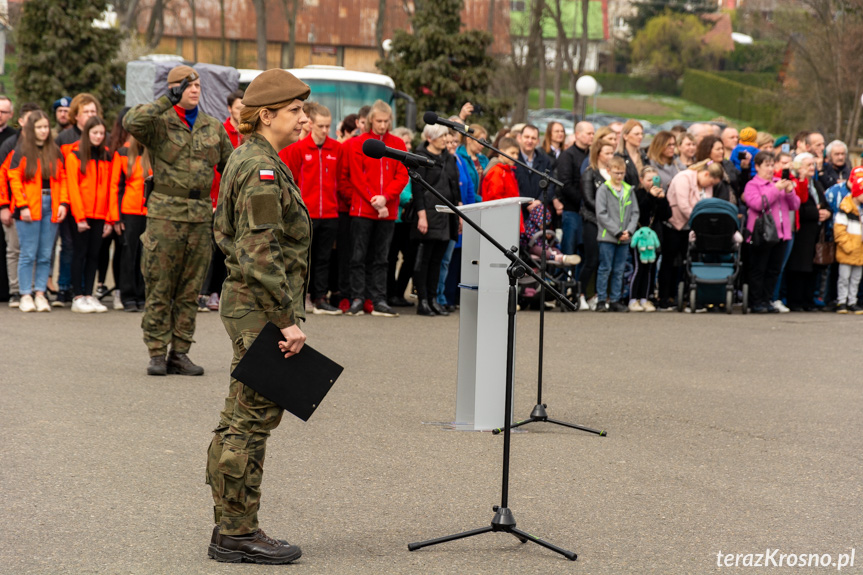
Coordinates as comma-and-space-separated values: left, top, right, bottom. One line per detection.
362, 138, 435, 169
423, 111, 474, 134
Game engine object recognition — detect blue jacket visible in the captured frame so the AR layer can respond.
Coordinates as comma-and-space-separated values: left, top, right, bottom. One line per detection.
730, 144, 759, 178
824, 181, 851, 240
453, 151, 479, 248
456, 145, 489, 199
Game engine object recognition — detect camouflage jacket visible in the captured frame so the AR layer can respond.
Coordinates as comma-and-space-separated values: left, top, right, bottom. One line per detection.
214, 133, 311, 328
123, 95, 233, 222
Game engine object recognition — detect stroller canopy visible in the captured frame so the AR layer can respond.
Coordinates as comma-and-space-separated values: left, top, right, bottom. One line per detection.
689, 198, 740, 230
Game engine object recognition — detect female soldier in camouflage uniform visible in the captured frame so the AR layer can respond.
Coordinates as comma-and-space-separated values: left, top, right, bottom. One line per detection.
206, 69, 311, 565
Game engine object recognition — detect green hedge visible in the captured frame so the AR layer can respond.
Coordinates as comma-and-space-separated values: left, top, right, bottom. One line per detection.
714, 71, 778, 90
682, 69, 778, 130
592, 73, 680, 96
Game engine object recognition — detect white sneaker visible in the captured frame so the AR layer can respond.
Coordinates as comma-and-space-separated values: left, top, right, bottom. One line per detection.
19, 294, 36, 312
578, 294, 589, 311
561, 254, 582, 266
642, 300, 656, 312
71, 296, 95, 313
34, 294, 51, 312
772, 299, 790, 313
88, 295, 108, 313
113, 289, 123, 310
628, 299, 644, 312
587, 295, 598, 311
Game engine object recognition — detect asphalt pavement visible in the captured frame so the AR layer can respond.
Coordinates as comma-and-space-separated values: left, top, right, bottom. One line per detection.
1, 304, 860, 574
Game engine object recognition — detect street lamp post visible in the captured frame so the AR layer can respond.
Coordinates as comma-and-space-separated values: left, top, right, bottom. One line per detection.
575, 74, 598, 122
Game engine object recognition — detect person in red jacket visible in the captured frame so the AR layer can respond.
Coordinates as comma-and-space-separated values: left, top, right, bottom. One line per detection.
200, 89, 244, 312
66, 116, 113, 313
8, 111, 69, 312
330, 108, 367, 309
109, 109, 152, 312
482, 138, 525, 235
345, 100, 408, 317
280, 103, 350, 315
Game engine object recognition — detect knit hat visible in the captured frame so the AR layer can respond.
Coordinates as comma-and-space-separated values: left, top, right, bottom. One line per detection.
849, 166, 863, 198
167, 65, 199, 84
242, 69, 310, 107
739, 127, 757, 145
52, 97, 71, 111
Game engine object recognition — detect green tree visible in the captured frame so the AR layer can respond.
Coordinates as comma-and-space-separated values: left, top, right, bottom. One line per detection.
377, 0, 507, 130
631, 11, 720, 82
14, 0, 124, 119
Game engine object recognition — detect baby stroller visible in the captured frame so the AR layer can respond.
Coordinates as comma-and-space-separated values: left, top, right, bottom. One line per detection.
677, 198, 749, 314
517, 230, 581, 311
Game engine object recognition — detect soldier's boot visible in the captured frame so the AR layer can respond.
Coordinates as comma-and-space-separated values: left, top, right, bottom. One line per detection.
208, 528, 302, 564
211, 525, 289, 545
147, 355, 168, 376
167, 352, 205, 376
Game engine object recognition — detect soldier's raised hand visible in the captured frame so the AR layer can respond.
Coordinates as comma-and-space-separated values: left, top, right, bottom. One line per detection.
167, 78, 190, 105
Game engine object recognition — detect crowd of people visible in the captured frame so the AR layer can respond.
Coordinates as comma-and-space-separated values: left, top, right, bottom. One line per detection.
2, 85, 862, 321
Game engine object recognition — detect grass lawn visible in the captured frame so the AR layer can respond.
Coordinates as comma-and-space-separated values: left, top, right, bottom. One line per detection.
528, 88, 747, 127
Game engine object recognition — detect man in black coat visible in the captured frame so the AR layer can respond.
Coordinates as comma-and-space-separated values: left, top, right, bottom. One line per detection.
554, 121, 594, 256
514, 124, 557, 227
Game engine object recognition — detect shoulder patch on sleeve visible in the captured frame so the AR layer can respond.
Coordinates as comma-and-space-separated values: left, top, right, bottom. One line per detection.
259, 169, 275, 181
249, 193, 281, 229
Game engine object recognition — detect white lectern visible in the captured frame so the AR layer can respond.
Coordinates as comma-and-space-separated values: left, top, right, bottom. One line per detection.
438, 197, 531, 431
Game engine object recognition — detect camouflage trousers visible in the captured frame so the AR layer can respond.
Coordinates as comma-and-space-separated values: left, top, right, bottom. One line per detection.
140, 218, 211, 356
206, 310, 285, 535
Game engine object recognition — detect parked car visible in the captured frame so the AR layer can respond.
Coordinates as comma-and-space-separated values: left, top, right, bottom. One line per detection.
529, 108, 578, 123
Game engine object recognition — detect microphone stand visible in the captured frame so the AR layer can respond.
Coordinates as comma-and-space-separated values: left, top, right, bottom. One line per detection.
404, 167, 576, 560
450, 123, 606, 438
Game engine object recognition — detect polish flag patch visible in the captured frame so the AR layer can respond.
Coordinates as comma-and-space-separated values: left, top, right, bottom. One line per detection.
259, 169, 275, 181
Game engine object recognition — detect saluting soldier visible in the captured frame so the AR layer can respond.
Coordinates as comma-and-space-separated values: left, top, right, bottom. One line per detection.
124, 65, 234, 376
206, 69, 311, 564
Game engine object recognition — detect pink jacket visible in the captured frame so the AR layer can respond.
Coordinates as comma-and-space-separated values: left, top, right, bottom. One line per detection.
667, 170, 714, 230
743, 175, 800, 241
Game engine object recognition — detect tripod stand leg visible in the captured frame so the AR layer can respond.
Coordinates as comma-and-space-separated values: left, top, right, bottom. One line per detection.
407, 526, 494, 551
510, 527, 577, 561
546, 418, 607, 437
492, 418, 534, 434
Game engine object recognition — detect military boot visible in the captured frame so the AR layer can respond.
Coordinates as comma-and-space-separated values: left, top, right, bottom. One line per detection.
167, 352, 204, 376
147, 355, 167, 376
208, 528, 302, 564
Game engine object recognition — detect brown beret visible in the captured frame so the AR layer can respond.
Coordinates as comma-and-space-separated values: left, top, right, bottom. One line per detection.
167, 65, 199, 84
242, 69, 310, 107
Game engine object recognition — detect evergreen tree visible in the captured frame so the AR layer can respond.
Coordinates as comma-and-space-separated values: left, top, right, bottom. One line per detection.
14, 0, 124, 120
377, 0, 507, 131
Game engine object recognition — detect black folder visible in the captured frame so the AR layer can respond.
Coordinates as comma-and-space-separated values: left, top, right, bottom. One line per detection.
231, 322, 344, 422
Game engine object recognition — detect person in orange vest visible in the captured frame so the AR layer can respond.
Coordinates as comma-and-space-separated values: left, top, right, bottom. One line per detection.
280, 103, 351, 314
109, 108, 152, 312
7, 111, 69, 312
0, 102, 43, 307
55, 94, 104, 306
66, 116, 113, 313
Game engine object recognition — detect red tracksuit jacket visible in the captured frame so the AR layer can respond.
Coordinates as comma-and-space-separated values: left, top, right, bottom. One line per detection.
279, 134, 351, 219
348, 131, 409, 221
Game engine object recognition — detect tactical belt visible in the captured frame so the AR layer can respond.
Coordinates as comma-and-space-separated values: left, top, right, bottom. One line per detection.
153, 184, 203, 200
